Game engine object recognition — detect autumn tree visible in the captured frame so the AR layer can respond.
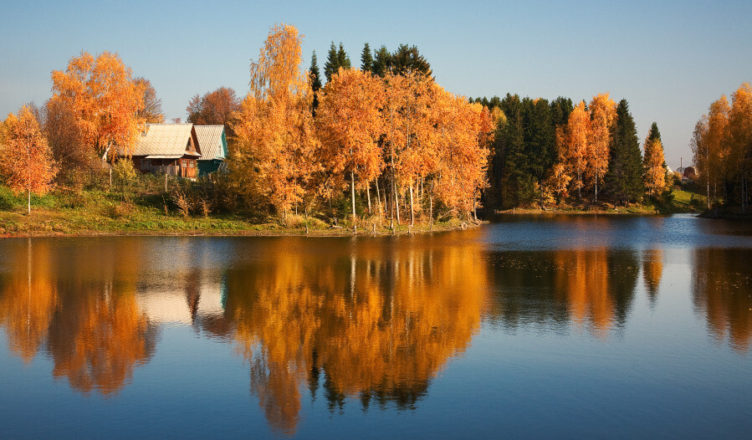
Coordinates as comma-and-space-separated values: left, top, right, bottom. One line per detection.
604, 99, 643, 204
0, 106, 57, 213
587, 93, 616, 202
561, 101, 590, 200
134, 77, 163, 123
692, 96, 730, 207
316, 69, 384, 228
42, 98, 95, 184
49, 51, 145, 161
728, 83, 752, 212
186, 87, 240, 134
231, 24, 319, 219
693, 83, 752, 211
432, 94, 491, 219
643, 122, 668, 197
381, 72, 436, 226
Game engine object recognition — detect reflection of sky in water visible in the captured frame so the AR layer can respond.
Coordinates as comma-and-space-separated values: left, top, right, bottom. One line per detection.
0, 216, 750, 439
484, 214, 752, 250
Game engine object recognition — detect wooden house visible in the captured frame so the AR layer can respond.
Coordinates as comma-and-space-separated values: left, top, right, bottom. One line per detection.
194, 125, 227, 176
130, 124, 202, 178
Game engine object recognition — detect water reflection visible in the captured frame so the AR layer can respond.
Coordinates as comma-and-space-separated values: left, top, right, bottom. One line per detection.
692, 248, 752, 352
0, 239, 157, 395
642, 249, 663, 305
487, 249, 638, 337
224, 235, 488, 434
0, 228, 750, 435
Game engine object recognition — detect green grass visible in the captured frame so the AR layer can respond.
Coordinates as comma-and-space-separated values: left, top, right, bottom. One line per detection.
670, 188, 707, 212
0, 184, 471, 237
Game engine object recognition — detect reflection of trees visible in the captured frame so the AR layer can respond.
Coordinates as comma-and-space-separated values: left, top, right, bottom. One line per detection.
0, 240, 57, 363
642, 249, 663, 305
0, 239, 157, 396
224, 232, 488, 435
693, 248, 752, 352
487, 248, 638, 338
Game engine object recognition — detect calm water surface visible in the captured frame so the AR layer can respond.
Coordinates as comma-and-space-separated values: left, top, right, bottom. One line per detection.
0, 214, 751, 439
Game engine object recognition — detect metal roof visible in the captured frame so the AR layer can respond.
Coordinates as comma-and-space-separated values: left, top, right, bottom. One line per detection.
132, 123, 200, 157
194, 125, 226, 161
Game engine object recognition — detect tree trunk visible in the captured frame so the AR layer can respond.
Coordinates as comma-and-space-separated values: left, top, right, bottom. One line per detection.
594, 175, 599, 203
164, 169, 168, 192
375, 179, 383, 215
395, 187, 401, 225
366, 185, 372, 214
409, 184, 414, 226
473, 200, 478, 221
706, 171, 711, 209
429, 190, 433, 230
351, 169, 357, 231
27, 189, 31, 215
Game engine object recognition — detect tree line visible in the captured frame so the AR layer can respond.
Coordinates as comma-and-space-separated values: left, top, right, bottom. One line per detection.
691, 83, 752, 212
471, 93, 671, 210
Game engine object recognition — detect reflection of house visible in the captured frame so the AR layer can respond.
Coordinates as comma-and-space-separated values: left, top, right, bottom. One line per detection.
135, 279, 225, 326
194, 125, 228, 176
131, 124, 202, 178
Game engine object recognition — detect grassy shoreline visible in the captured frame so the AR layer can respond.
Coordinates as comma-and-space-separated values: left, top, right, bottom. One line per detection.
494, 188, 706, 216
0, 185, 709, 238
0, 207, 481, 238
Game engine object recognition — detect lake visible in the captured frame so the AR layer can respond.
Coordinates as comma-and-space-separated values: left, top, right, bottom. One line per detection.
1, 214, 751, 439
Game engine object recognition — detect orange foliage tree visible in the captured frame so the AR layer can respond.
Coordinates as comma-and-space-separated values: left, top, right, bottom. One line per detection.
561, 101, 590, 200
0, 106, 57, 213
317, 68, 384, 227
431, 91, 491, 219
232, 24, 319, 219
587, 93, 616, 201
50, 51, 145, 162
643, 137, 667, 197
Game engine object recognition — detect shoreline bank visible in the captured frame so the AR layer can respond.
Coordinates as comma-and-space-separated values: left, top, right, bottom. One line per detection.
0, 214, 482, 239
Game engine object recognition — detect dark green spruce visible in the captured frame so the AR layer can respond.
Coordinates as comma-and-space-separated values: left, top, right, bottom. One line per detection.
309, 51, 322, 116
604, 99, 644, 204
324, 42, 351, 83
360, 43, 373, 72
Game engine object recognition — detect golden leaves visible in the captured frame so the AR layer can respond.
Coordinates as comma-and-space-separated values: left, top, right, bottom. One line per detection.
50, 51, 145, 159
0, 106, 57, 199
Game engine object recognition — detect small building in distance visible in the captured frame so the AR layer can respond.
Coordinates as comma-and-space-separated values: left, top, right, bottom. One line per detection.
676, 166, 698, 183
194, 125, 228, 176
130, 124, 202, 178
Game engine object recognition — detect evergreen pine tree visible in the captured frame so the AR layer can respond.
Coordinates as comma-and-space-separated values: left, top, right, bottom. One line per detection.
324, 42, 338, 83
391, 44, 432, 76
372, 46, 391, 77
605, 100, 644, 204
309, 51, 322, 116
550, 97, 574, 127
360, 43, 373, 72
337, 43, 351, 70
647, 122, 662, 143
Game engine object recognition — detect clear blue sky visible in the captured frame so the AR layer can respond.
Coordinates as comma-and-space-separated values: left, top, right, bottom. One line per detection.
1, 0, 750, 168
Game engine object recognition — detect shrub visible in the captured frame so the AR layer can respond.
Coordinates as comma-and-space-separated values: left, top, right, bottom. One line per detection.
171, 189, 192, 218
104, 201, 135, 219
0, 185, 20, 210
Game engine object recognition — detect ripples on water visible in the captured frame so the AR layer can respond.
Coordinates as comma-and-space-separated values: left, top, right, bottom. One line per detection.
0, 215, 750, 439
